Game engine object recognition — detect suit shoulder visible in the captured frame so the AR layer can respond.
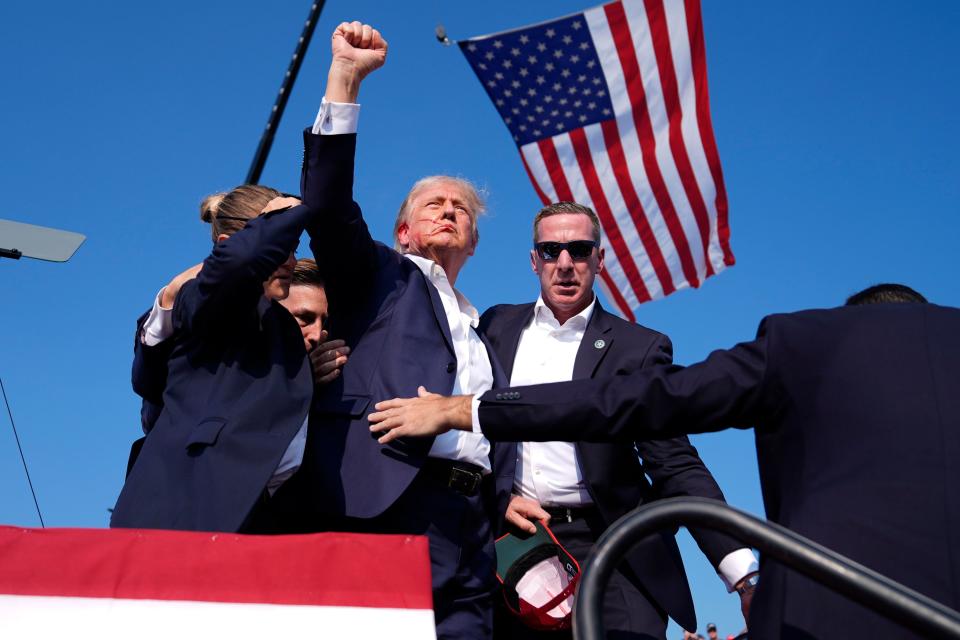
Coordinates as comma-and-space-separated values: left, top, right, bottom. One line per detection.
479, 303, 533, 334
602, 309, 669, 343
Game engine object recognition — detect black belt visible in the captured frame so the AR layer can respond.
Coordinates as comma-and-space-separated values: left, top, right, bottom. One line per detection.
421, 459, 486, 497
542, 504, 600, 523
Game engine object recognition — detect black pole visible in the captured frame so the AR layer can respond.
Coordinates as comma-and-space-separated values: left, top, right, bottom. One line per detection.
573, 498, 960, 640
245, 1, 326, 185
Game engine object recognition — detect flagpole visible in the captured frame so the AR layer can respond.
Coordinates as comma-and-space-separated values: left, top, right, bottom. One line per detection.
245, 1, 326, 185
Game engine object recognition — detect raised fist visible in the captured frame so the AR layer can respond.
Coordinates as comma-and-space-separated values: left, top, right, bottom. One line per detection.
325, 21, 387, 104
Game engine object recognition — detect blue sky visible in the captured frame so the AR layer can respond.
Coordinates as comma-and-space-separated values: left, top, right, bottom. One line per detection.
1, 1, 957, 635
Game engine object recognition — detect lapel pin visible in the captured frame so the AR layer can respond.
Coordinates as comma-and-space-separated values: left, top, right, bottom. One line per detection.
594, 339, 606, 349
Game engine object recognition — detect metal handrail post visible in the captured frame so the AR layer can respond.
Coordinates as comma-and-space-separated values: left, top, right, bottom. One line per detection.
573, 497, 960, 640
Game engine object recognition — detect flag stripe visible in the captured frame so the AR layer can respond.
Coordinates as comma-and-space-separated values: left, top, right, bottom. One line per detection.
587, 10, 690, 292
520, 152, 553, 205
598, 119, 676, 295
537, 138, 576, 201
661, 0, 726, 272
619, 0, 708, 280
642, 0, 714, 277
0, 595, 437, 640
684, 0, 734, 266
598, 268, 636, 322
0, 526, 433, 609
568, 128, 652, 304
602, 0, 701, 288
520, 143, 561, 204
584, 123, 665, 299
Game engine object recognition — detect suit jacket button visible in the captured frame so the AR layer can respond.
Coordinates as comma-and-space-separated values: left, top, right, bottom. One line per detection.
446, 362, 455, 373
496, 393, 503, 400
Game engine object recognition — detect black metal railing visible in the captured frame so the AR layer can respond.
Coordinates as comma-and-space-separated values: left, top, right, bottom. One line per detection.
573, 497, 960, 640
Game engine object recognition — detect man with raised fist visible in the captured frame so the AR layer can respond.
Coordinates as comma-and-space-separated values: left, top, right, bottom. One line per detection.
297, 22, 504, 640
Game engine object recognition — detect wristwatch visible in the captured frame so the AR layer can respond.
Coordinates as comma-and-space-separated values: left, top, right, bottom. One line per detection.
736, 573, 759, 596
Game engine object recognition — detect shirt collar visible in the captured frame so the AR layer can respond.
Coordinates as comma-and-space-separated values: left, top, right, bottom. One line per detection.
533, 294, 596, 331
405, 254, 480, 328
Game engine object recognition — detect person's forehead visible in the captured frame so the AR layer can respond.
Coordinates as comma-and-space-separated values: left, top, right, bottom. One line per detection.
284, 285, 327, 310
537, 213, 594, 238
413, 182, 472, 205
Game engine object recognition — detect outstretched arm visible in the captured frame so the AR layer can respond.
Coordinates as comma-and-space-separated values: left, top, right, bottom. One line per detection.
369, 328, 779, 444
302, 22, 388, 291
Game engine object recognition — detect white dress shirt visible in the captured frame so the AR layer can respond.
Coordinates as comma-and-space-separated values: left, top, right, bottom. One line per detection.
405, 255, 494, 473
511, 296, 597, 507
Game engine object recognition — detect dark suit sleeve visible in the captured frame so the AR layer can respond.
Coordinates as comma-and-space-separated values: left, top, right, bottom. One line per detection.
300, 130, 380, 292
631, 334, 752, 568
132, 311, 172, 403
173, 202, 315, 337
479, 321, 778, 443
131, 310, 174, 434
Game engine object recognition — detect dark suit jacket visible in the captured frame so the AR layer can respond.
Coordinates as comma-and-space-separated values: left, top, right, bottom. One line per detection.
111, 202, 316, 532
298, 130, 507, 521
478, 303, 960, 639
480, 301, 746, 632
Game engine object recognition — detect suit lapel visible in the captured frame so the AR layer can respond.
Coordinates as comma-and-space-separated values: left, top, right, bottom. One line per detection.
422, 269, 456, 357
573, 301, 614, 380
496, 304, 535, 382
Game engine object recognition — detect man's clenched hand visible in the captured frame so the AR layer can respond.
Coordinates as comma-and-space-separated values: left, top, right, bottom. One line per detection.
326, 21, 387, 103
368, 387, 473, 443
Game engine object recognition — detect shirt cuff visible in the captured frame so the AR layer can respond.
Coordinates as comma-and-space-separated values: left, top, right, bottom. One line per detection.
717, 548, 759, 592
471, 395, 483, 434
140, 288, 175, 347
311, 98, 360, 135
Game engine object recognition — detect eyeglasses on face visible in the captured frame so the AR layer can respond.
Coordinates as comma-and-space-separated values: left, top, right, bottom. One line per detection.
533, 240, 599, 262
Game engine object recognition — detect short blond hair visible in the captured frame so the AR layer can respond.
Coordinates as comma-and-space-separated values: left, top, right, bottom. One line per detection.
392, 176, 486, 252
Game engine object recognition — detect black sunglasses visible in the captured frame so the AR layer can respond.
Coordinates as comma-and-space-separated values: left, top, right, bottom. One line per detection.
534, 240, 599, 262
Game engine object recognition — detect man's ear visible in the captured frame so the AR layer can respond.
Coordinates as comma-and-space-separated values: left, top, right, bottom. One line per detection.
596, 246, 605, 273
530, 249, 539, 274
396, 222, 409, 249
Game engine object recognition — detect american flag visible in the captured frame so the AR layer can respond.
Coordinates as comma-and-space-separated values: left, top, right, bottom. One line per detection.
459, 0, 734, 320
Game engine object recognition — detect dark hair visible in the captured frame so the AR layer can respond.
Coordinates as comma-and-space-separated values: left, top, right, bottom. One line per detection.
291, 258, 324, 289
199, 184, 282, 240
533, 202, 601, 243
845, 283, 928, 306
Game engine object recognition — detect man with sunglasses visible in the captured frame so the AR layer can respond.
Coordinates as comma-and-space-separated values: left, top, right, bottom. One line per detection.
479, 202, 757, 639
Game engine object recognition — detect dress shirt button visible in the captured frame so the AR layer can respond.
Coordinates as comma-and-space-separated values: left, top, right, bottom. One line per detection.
446, 362, 456, 373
